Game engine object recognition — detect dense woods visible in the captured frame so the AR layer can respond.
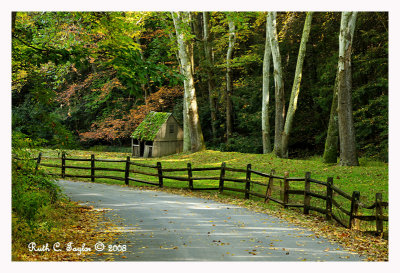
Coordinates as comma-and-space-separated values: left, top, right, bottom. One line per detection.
12, 11, 388, 162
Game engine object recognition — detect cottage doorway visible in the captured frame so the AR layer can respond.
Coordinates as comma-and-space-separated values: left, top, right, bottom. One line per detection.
139, 141, 145, 157
144, 141, 153, 158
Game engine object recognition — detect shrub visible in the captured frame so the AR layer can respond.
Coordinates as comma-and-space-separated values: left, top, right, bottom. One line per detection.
219, 133, 263, 154
12, 131, 60, 227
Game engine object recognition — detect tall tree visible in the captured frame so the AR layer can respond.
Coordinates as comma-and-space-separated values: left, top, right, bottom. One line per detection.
171, 11, 206, 153
337, 12, 359, 166
322, 70, 340, 163
267, 12, 285, 157
226, 14, 237, 141
262, 14, 272, 154
203, 11, 218, 141
166, 28, 191, 151
135, 37, 150, 102
281, 12, 313, 158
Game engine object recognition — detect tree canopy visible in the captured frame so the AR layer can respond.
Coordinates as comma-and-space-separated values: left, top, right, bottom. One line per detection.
12, 11, 388, 161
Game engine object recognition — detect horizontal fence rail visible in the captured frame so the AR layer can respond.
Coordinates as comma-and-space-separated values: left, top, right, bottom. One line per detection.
15, 152, 388, 236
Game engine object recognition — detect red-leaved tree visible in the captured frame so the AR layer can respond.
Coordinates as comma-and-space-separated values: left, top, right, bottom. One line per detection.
79, 86, 183, 142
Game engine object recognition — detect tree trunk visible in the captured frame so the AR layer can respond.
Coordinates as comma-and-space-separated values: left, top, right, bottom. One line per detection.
203, 12, 218, 141
168, 30, 191, 151
267, 12, 285, 157
171, 12, 206, 153
192, 12, 203, 67
226, 16, 236, 141
183, 88, 191, 152
322, 70, 339, 163
188, 12, 196, 76
281, 12, 313, 158
135, 37, 149, 103
337, 12, 359, 166
262, 15, 272, 154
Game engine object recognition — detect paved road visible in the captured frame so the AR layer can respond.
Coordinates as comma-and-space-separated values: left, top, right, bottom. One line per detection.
57, 180, 363, 261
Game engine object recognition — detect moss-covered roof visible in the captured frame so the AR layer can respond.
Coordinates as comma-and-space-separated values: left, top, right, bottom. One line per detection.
131, 112, 172, 141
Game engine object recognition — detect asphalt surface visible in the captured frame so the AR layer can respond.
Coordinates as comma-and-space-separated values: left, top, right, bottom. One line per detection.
57, 180, 364, 261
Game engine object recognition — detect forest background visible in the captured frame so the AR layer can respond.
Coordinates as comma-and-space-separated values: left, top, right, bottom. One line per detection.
10, 11, 388, 162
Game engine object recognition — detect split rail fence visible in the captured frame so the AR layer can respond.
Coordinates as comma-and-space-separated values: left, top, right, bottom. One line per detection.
20, 152, 388, 236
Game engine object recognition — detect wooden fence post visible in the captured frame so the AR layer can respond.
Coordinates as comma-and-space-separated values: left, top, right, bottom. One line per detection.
219, 162, 226, 193
375, 192, 384, 234
283, 172, 289, 208
303, 172, 311, 214
187, 163, 193, 190
91, 154, 95, 182
326, 177, 333, 220
61, 152, 66, 178
349, 191, 360, 229
265, 169, 275, 203
124, 156, 130, 185
35, 152, 42, 171
245, 164, 251, 199
157, 162, 163, 188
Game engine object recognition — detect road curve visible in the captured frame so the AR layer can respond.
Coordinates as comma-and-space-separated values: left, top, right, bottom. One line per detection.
57, 180, 363, 261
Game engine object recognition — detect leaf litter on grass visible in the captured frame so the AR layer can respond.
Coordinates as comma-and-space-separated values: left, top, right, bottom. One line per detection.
13, 202, 120, 261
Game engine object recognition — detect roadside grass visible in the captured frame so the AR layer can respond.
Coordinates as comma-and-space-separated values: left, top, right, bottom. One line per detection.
40, 149, 388, 202
37, 148, 388, 261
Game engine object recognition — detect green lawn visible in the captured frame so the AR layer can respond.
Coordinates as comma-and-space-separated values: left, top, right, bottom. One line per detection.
40, 149, 388, 199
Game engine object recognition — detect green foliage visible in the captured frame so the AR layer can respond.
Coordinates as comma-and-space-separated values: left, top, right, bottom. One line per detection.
220, 133, 262, 154
12, 89, 78, 149
12, 11, 388, 161
351, 13, 388, 161
354, 94, 388, 161
12, 11, 181, 149
12, 132, 61, 227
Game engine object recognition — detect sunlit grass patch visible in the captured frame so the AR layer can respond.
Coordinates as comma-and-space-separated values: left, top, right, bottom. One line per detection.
39, 148, 389, 216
